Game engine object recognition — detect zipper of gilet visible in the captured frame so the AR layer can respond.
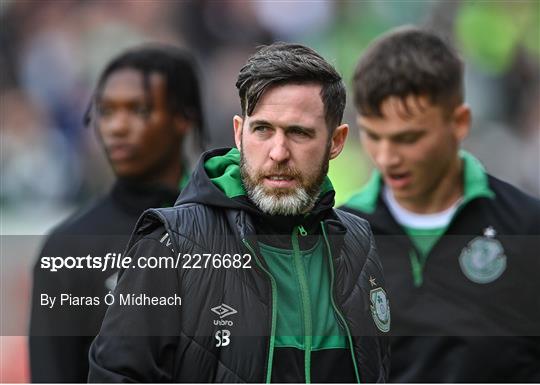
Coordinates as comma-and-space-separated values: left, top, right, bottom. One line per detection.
242, 239, 277, 383
292, 225, 312, 383
320, 222, 361, 383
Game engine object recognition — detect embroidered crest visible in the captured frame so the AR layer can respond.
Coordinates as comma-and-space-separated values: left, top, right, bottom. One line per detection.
459, 226, 506, 284
370, 287, 390, 333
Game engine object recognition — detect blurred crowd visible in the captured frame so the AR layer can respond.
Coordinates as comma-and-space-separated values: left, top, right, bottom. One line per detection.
1, 0, 538, 213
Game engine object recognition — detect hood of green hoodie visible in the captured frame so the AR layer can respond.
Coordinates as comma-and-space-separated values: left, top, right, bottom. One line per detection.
203, 148, 246, 198
176, 148, 336, 231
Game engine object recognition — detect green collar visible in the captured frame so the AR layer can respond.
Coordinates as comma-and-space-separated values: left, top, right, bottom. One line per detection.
178, 167, 190, 190
204, 148, 334, 199
460, 150, 495, 205
344, 170, 381, 215
204, 148, 246, 198
345, 150, 495, 214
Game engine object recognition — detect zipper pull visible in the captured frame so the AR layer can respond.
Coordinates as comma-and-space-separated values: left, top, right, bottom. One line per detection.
298, 225, 307, 236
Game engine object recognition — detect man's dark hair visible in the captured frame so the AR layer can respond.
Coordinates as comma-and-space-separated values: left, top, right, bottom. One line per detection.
236, 42, 346, 130
84, 44, 206, 150
353, 26, 464, 117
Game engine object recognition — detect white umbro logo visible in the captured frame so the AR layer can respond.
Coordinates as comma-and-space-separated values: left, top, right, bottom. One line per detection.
211, 304, 237, 319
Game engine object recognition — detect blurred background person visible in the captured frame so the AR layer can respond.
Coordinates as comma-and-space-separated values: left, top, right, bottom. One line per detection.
342, 27, 540, 382
28, 44, 206, 382
0, 0, 537, 382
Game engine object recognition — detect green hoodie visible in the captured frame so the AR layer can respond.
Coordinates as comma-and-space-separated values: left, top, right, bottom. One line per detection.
205, 148, 351, 382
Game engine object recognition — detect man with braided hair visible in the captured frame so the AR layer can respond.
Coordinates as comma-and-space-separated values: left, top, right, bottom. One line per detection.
30, 44, 206, 382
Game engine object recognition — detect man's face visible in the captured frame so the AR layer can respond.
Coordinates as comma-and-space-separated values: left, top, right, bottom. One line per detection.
358, 95, 469, 208
234, 83, 348, 215
96, 68, 186, 180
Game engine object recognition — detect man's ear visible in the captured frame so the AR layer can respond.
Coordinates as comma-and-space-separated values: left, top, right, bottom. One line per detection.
451, 104, 471, 142
329, 124, 349, 160
233, 115, 243, 150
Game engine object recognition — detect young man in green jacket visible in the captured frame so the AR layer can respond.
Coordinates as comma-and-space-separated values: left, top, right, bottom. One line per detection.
342, 26, 540, 382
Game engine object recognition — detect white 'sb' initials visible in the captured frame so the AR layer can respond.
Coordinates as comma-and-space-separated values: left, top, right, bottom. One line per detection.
215, 329, 231, 347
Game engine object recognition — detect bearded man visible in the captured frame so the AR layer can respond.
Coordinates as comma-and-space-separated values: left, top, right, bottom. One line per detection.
89, 43, 390, 383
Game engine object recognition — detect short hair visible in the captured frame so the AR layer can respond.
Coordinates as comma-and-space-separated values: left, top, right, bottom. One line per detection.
84, 44, 206, 150
353, 26, 464, 117
236, 42, 346, 130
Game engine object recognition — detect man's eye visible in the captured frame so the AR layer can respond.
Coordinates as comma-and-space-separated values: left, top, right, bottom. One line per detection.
97, 106, 113, 117
398, 134, 420, 144
290, 128, 309, 137
254, 126, 269, 133
365, 132, 379, 141
133, 106, 151, 117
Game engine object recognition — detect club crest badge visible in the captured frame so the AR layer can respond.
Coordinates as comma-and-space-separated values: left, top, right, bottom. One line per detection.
370, 287, 390, 333
459, 226, 506, 284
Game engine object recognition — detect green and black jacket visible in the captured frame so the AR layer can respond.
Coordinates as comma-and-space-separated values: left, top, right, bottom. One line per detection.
89, 148, 390, 383
341, 152, 540, 382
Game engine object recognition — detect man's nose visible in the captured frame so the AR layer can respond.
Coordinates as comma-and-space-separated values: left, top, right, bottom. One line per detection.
104, 110, 130, 137
268, 132, 291, 163
375, 141, 401, 168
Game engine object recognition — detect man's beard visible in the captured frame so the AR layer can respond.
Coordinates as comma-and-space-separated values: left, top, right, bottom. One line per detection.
240, 143, 330, 216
